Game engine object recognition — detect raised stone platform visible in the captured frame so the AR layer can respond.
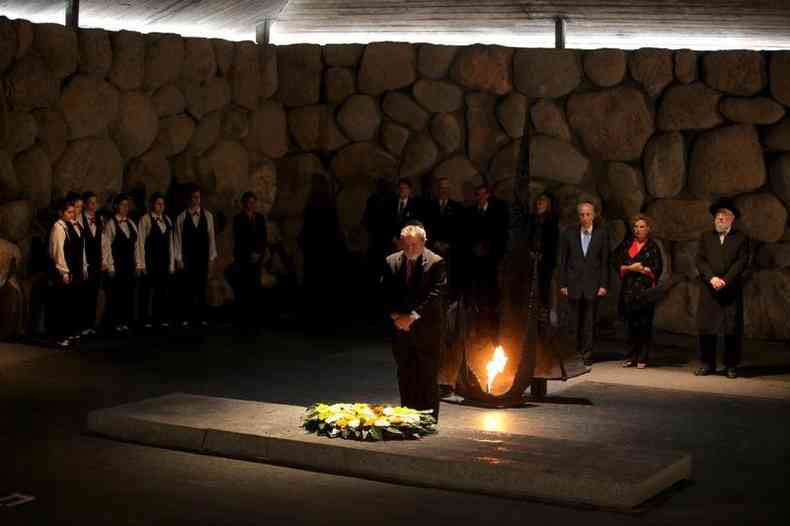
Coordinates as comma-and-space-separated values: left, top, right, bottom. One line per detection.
86, 393, 691, 510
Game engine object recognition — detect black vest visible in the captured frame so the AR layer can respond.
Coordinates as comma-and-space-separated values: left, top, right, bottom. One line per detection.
182, 210, 210, 270
145, 215, 171, 276
82, 212, 103, 272
111, 217, 137, 276
64, 221, 85, 283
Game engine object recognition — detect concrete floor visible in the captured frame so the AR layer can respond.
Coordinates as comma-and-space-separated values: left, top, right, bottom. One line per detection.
1, 325, 789, 525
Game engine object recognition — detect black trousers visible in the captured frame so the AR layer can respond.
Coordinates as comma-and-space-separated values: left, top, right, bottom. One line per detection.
48, 278, 78, 338
141, 272, 172, 324
624, 306, 655, 363
107, 273, 135, 327
81, 270, 101, 330
699, 334, 741, 369
568, 296, 598, 361
392, 329, 440, 421
180, 265, 208, 322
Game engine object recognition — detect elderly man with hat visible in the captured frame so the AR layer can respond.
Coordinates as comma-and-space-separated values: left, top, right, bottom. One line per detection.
695, 198, 750, 378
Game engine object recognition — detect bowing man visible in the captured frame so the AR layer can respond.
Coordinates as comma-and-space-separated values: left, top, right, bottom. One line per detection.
102, 193, 140, 334
80, 191, 103, 336
174, 184, 217, 327
48, 198, 88, 348
137, 193, 175, 329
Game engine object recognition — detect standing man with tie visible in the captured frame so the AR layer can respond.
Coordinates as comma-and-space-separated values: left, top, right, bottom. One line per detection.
231, 191, 268, 328
426, 177, 462, 297
137, 193, 175, 330
174, 184, 218, 327
65, 192, 87, 341
559, 200, 610, 366
81, 191, 103, 336
391, 178, 420, 251
102, 193, 140, 334
48, 199, 88, 348
695, 198, 750, 378
382, 224, 447, 421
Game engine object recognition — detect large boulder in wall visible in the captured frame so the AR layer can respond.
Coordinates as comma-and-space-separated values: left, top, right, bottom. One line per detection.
688, 124, 765, 196
646, 199, 711, 241
201, 140, 250, 202
763, 118, 790, 152
13, 146, 51, 208
0, 149, 19, 203
449, 45, 513, 95
111, 91, 159, 160
211, 38, 234, 77
0, 238, 26, 340
513, 48, 582, 98
4, 56, 59, 111
325, 67, 356, 105
331, 142, 397, 189
497, 92, 527, 139
243, 100, 288, 159
719, 96, 785, 125
323, 44, 365, 67
530, 99, 571, 142
181, 37, 217, 84
287, 105, 349, 152
703, 50, 766, 96
431, 156, 482, 204
465, 92, 509, 169
53, 138, 123, 204
0, 17, 17, 73
657, 82, 724, 131
33, 23, 77, 80
0, 200, 34, 243
400, 132, 438, 180
358, 42, 416, 96
674, 49, 698, 84
13, 19, 33, 60
272, 153, 324, 219
230, 41, 260, 111
277, 44, 322, 107
769, 51, 790, 107
259, 44, 278, 100
59, 74, 120, 139
744, 269, 790, 340
769, 153, 790, 209
583, 48, 626, 88
186, 111, 221, 156
0, 238, 21, 286
124, 148, 172, 197
78, 28, 112, 76
413, 79, 464, 113
430, 113, 463, 155
756, 242, 790, 269
337, 185, 371, 254
32, 109, 68, 165
155, 114, 195, 157
418, 44, 458, 80
643, 132, 685, 198
144, 33, 184, 91
627, 48, 673, 98
5, 112, 36, 153
654, 279, 699, 335
672, 241, 700, 278
734, 193, 788, 243
181, 77, 231, 120
529, 135, 589, 185
553, 185, 602, 226
152, 85, 186, 117
487, 140, 520, 187
381, 120, 410, 157
382, 92, 429, 131
567, 86, 653, 161
108, 30, 145, 91
221, 107, 248, 141
337, 94, 381, 142
599, 162, 645, 219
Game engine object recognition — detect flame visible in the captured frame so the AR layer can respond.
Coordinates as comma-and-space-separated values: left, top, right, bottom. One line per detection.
485, 346, 508, 393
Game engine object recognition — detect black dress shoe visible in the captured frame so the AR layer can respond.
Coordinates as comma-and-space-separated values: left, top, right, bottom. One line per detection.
726, 368, 738, 379
694, 366, 713, 376
583, 358, 594, 367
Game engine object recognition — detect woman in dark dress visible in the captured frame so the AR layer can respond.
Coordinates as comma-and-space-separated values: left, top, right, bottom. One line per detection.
612, 214, 664, 368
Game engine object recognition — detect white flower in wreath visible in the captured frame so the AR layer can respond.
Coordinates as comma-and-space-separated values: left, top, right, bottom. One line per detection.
383, 407, 395, 416
348, 419, 361, 429
325, 414, 342, 424
374, 418, 390, 427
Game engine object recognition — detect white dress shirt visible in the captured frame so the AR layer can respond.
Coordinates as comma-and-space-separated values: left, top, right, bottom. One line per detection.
102, 215, 139, 274
48, 220, 88, 277
136, 213, 175, 273
173, 208, 218, 265
83, 212, 98, 237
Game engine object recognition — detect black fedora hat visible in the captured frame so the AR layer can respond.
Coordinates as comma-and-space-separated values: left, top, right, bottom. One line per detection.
709, 197, 740, 219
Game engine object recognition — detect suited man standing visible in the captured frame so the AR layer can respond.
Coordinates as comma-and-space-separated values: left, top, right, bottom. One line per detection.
391, 178, 421, 250
695, 198, 749, 379
382, 224, 447, 421
425, 177, 463, 297
559, 200, 610, 366
231, 192, 268, 328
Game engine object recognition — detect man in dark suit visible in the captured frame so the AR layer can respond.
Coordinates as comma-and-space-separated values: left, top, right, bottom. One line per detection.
465, 184, 509, 330
425, 177, 463, 297
231, 191, 268, 328
695, 198, 749, 379
559, 200, 610, 366
382, 223, 447, 421
390, 178, 421, 249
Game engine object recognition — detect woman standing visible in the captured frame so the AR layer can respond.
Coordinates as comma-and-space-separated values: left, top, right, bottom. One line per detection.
612, 214, 664, 369
102, 194, 140, 333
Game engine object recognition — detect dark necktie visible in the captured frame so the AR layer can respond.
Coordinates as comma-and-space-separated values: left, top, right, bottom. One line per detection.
405, 259, 414, 283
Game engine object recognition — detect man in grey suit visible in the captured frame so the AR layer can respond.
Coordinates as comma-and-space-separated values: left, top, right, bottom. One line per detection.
559, 201, 610, 366
382, 224, 447, 421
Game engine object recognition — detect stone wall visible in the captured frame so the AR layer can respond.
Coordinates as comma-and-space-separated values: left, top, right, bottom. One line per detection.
1, 17, 789, 340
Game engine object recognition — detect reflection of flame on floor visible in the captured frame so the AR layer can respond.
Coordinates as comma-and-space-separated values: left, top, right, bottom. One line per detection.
485, 345, 508, 393
481, 412, 506, 433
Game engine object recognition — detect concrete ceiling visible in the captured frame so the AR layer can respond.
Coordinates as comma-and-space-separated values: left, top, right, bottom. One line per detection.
1, 0, 789, 49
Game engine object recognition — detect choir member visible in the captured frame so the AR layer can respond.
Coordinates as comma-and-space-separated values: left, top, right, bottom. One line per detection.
137, 193, 175, 329
102, 193, 140, 333
80, 191, 103, 336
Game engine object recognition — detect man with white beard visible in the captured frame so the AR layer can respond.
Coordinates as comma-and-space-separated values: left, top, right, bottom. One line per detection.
695, 198, 750, 379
